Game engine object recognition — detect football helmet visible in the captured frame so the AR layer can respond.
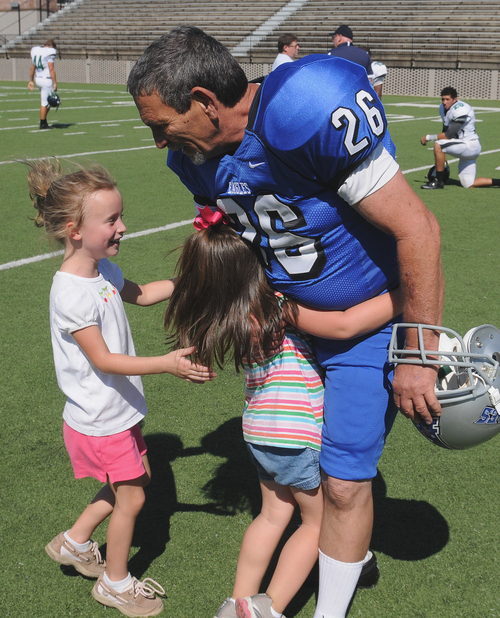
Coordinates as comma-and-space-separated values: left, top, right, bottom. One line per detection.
47, 91, 60, 109
427, 162, 450, 183
389, 323, 500, 449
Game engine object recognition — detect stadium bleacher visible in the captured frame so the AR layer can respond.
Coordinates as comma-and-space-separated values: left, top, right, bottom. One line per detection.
2, 0, 500, 69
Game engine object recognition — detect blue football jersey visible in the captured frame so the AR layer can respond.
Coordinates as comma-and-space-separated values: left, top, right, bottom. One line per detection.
168, 54, 399, 310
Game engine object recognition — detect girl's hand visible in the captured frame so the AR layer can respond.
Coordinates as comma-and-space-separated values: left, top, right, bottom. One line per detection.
164, 346, 216, 383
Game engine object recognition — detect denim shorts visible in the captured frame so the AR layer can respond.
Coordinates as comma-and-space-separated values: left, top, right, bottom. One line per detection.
246, 443, 321, 491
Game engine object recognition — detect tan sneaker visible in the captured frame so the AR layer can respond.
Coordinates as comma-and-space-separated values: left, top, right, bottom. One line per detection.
45, 532, 106, 578
92, 574, 165, 617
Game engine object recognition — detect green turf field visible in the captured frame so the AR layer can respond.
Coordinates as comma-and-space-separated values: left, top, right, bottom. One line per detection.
1, 81, 500, 618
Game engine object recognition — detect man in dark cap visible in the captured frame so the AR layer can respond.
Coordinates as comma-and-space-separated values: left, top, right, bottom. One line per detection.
327, 25, 372, 74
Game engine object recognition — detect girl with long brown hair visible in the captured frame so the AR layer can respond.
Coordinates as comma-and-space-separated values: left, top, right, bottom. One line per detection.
165, 206, 403, 618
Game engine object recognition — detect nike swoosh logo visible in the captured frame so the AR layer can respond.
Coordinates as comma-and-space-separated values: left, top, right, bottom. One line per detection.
249, 161, 265, 169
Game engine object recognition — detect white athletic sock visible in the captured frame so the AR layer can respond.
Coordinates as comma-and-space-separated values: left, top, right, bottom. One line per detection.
104, 571, 133, 593
313, 549, 364, 618
270, 607, 282, 618
363, 550, 372, 564
63, 531, 90, 553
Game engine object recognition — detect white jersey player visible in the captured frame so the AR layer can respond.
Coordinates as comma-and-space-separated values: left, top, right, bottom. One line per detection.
421, 86, 500, 189
440, 97, 478, 141
369, 61, 387, 98
28, 39, 57, 130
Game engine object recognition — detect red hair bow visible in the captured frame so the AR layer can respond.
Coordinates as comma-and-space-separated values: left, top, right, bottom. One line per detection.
193, 205, 230, 230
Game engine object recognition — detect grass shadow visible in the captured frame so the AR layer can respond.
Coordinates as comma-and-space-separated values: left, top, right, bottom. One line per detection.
123, 422, 448, 611
199, 417, 262, 517
125, 431, 236, 579
371, 470, 449, 560
48, 123, 76, 129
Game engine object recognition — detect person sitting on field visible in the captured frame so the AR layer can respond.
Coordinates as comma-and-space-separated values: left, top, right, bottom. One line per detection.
420, 86, 500, 189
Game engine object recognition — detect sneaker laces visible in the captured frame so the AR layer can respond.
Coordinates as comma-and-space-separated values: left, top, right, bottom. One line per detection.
86, 541, 104, 565
131, 578, 165, 599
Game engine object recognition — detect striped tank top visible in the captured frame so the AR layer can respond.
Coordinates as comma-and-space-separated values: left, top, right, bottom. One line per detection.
242, 327, 324, 450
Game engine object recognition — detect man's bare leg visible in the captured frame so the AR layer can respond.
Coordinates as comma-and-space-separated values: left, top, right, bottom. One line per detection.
313, 476, 373, 618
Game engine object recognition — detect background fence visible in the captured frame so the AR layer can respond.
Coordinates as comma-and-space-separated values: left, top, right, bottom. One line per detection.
2, 57, 500, 100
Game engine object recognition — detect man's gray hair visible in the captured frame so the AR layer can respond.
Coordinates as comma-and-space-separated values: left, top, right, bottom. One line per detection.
127, 26, 248, 114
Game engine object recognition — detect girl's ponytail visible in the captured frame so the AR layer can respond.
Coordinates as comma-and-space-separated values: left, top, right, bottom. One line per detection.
26, 158, 62, 229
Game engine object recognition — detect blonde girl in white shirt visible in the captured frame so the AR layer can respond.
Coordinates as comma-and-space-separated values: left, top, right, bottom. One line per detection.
27, 158, 214, 617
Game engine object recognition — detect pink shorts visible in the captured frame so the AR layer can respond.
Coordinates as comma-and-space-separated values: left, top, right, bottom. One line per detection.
63, 422, 147, 484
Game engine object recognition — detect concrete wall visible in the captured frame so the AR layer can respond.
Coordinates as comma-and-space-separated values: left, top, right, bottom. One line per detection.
0, 0, 58, 10
0, 9, 39, 43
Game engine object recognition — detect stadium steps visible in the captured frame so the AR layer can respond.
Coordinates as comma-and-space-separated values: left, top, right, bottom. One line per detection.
244, 0, 500, 64
4, 0, 289, 59
3, 0, 500, 68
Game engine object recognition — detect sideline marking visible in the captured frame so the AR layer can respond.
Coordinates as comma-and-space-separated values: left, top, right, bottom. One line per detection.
0, 220, 193, 271
3, 151, 500, 272
402, 148, 500, 175
0, 145, 156, 165
0, 103, 136, 115
0, 118, 145, 132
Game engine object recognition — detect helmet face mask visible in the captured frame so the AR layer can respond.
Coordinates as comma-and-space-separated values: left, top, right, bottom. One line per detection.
389, 323, 500, 449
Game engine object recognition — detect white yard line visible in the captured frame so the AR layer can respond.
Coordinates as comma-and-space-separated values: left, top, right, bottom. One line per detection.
3, 102, 500, 271
0, 220, 193, 271
0, 144, 156, 165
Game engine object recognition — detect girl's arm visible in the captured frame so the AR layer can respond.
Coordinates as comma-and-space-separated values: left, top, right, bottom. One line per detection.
120, 278, 175, 306
72, 325, 215, 383
295, 287, 403, 340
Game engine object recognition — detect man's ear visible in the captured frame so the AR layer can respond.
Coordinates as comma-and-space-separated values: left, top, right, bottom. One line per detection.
191, 87, 219, 120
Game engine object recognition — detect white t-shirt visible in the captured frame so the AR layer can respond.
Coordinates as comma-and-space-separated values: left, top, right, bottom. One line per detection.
439, 99, 478, 142
272, 53, 294, 71
50, 259, 147, 437
30, 46, 56, 79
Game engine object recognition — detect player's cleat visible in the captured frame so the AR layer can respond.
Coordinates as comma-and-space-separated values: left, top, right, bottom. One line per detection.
45, 532, 106, 578
92, 574, 165, 617
421, 179, 444, 189
214, 597, 237, 618
357, 551, 380, 589
39, 120, 50, 129
235, 593, 285, 618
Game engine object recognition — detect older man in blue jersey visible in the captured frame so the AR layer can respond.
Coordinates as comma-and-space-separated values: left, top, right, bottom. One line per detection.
128, 26, 443, 618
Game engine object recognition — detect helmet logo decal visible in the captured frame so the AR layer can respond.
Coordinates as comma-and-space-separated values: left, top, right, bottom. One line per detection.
413, 418, 447, 447
474, 407, 500, 425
